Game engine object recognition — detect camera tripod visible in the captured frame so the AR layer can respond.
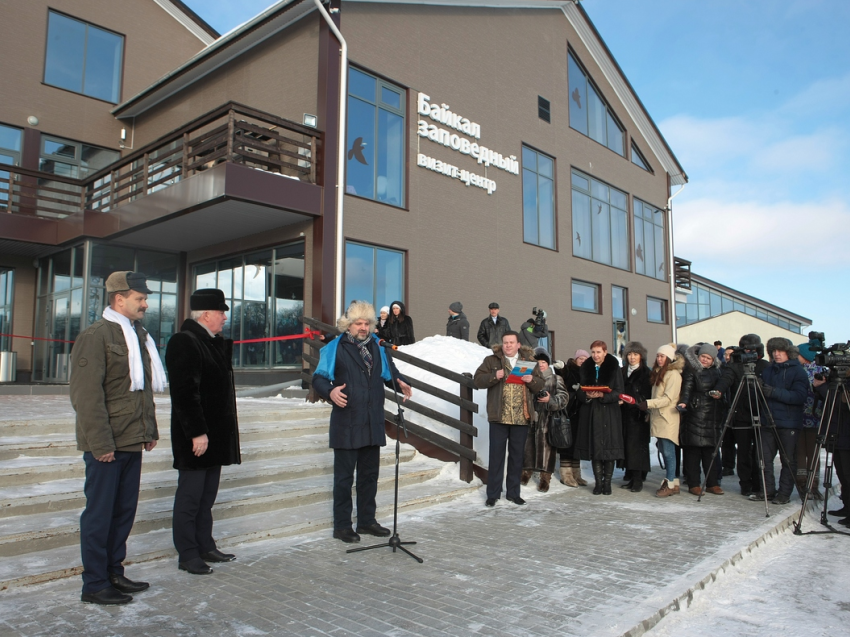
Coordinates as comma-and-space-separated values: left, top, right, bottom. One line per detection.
792, 372, 850, 537
698, 365, 788, 517
346, 344, 423, 563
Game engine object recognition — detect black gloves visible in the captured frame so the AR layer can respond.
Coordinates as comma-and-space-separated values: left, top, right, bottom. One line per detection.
636, 400, 648, 412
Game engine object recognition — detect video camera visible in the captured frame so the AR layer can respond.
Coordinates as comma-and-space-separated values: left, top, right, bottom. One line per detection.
531, 307, 546, 326
728, 346, 759, 365
808, 331, 850, 381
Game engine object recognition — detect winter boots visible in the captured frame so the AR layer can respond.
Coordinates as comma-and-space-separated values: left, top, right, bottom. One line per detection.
538, 472, 551, 492
572, 459, 588, 486
521, 469, 532, 486
592, 461, 604, 495
602, 461, 614, 495
655, 478, 680, 498
559, 464, 579, 488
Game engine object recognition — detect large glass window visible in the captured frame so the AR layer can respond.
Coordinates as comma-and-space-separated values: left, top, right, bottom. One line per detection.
571, 170, 629, 270
0, 124, 22, 211
634, 199, 666, 281
568, 51, 624, 156
0, 269, 14, 352
193, 243, 305, 368
647, 297, 667, 324
675, 281, 803, 333
39, 135, 120, 179
344, 241, 404, 310
572, 280, 599, 313
44, 11, 124, 103
346, 68, 405, 207
522, 146, 555, 249
631, 142, 651, 172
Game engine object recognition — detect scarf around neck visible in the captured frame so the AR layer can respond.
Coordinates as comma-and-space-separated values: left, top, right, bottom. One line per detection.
345, 331, 373, 375
102, 306, 167, 392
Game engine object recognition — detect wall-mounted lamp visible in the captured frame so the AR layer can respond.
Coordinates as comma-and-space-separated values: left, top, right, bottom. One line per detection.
303, 113, 318, 128
27, 116, 39, 127
630, 308, 637, 316
120, 128, 127, 141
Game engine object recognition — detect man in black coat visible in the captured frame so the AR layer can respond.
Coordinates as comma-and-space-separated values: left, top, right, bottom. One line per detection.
477, 302, 511, 347
313, 301, 412, 543
166, 288, 241, 575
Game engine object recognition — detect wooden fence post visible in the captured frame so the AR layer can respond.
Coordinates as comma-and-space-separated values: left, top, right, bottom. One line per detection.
459, 372, 474, 483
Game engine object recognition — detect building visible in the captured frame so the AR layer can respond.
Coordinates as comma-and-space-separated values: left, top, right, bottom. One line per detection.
0, 0, 689, 384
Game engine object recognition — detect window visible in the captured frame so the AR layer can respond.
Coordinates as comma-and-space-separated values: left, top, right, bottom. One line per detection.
634, 199, 666, 280
568, 51, 624, 156
346, 68, 405, 206
0, 268, 14, 352
522, 146, 555, 249
647, 297, 667, 324
0, 124, 22, 166
631, 142, 651, 172
571, 170, 629, 270
344, 241, 404, 310
572, 280, 599, 313
39, 135, 119, 178
538, 96, 551, 123
44, 11, 124, 103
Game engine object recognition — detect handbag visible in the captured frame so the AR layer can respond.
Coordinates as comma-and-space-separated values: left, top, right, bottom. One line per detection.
547, 408, 573, 448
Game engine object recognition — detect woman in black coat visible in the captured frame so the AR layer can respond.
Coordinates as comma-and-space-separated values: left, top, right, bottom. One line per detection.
678, 343, 727, 495
619, 341, 652, 492
387, 300, 415, 346
555, 350, 589, 487
574, 340, 624, 495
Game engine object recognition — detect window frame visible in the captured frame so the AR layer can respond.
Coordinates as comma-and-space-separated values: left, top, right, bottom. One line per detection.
647, 296, 668, 324
42, 10, 126, 104
343, 240, 406, 311
630, 142, 652, 173
633, 197, 667, 281
0, 123, 23, 166
568, 48, 626, 157
571, 279, 600, 314
39, 134, 120, 179
345, 66, 407, 208
0, 268, 15, 352
570, 168, 630, 271
521, 144, 557, 250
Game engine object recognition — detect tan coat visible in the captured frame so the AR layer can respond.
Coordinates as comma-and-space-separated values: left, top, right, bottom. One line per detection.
646, 355, 684, 443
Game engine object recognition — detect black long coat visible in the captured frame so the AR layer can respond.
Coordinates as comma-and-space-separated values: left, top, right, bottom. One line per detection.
574, 354, 624, 461
387, 300, 415, 346
312, 336, 406, 449
555, 359, 583, 452
678, 346, 727, 448
166, 319, 241, 470
620, 364, 652, 472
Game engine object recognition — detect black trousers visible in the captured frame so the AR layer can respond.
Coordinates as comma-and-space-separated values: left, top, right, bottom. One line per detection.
333, 446, 380, 531
722, 427, 737, 470
488, 422, 529, 500
760, 427, 799, 498
80, 451, 142, 594
173, 466, 222, 562
683, 446, 719, 489
832, 449, 850, 504
730, 425, 758, 492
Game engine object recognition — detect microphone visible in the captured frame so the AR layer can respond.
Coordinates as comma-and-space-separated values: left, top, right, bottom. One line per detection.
377, 339, 398, 350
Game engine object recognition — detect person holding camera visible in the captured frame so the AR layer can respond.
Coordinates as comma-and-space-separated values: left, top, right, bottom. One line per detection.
752, 338, 809, 504
521, 348, 569, 492
677, 343, 727, 495
813, 370, 850, 525
519, 309, 549, 349
712, 334, 770, 497
619, 342, 652, 493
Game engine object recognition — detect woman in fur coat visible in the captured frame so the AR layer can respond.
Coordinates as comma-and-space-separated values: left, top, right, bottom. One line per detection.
574, 340, 624, 495
522, 348, 569, 492
555, 349, 590, 487
619, 341, 652, 492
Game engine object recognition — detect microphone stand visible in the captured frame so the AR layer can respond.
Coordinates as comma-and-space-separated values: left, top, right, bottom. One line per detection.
346, 339, 423, 563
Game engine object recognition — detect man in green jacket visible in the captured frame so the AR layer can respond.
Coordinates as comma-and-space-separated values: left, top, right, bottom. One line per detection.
70, 271, 166, 605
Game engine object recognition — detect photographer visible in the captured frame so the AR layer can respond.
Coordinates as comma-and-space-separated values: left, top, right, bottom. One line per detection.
753, 338, 809, 504
519, 308, 549, 349
712, 334, 770, 497
813, 369, 850, 525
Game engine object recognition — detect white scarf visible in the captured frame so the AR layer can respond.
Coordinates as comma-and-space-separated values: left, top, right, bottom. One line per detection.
102, 306, 167, 392
627, 363, 639, 377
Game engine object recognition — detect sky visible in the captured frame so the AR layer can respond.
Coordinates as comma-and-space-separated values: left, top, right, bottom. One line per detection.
183, 0, 849, 344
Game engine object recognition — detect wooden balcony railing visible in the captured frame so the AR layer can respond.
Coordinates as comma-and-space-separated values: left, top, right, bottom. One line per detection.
0, 102, 322, 219
674, 257, 692, 291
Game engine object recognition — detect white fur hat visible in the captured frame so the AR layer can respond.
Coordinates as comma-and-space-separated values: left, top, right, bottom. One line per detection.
337, 300, 377, 332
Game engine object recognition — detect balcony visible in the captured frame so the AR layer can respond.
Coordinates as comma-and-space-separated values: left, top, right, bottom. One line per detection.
0, 103, 324, 249
674, 257, 692, 292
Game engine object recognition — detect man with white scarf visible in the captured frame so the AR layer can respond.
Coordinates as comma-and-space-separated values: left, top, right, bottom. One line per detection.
70, 271, 166, 605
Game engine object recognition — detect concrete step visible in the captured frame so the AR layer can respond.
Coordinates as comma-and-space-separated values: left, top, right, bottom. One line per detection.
0, 447, 416, 518
0, 460, 478, 591
0, 451, 442, 557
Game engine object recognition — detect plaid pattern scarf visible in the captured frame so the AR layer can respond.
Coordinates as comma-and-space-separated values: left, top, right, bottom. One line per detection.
345, 331, 373, 375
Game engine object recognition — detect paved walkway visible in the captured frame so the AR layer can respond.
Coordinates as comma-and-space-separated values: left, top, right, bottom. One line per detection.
0, 463, 817, 637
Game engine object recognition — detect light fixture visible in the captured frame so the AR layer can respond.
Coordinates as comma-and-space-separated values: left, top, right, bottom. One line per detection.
120, 128, 127, 141
27, 116, 39, 127
630, 308, 637, 316
303, 113, 318, 128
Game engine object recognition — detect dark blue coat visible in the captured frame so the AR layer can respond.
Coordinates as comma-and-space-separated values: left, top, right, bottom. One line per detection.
312, 336, 406, 449
762, 359, 808, 429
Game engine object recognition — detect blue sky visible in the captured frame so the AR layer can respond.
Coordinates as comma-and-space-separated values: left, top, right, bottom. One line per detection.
185, 0, 848, 343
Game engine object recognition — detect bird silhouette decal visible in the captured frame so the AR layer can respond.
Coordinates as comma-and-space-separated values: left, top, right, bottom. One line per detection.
571, 87, 582, 109
348, 137, 368, 165
635, 244, 643, 261
658, 261, 665, 273
575, 232, 581, 246
596, 204, 603, 215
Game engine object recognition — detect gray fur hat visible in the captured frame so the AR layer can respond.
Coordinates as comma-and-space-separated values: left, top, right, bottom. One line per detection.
623, 341, 647, 362
766, 337, 799, 359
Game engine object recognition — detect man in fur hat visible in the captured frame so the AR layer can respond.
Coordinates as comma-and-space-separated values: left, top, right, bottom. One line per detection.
313, 301, 412, 543
475, 331, 545, 506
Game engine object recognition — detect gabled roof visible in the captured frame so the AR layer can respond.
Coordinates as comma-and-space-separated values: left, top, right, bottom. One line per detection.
152, 0, 220, 44
115, 0, 686, 184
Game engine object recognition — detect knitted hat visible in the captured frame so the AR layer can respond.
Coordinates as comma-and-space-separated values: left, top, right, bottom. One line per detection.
657, 343, 677, 362
380, 306, 390, 314
533, 347, 551, 365
574, 349, 590, 360
798, 343, 816, 362
449, 301, 463, 313
697, 343, 716, 359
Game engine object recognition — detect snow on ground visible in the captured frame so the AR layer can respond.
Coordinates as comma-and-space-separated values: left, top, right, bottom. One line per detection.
646, 509, 850, 636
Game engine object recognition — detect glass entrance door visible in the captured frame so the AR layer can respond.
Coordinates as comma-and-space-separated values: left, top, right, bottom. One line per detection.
44, 293, 71, 382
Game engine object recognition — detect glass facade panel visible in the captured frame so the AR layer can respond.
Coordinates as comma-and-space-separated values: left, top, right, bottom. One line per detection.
0, 269, 13, 352
587, 87, 607, 146
634, 198, 666, 281
344, 241, 404, 311
568, 51, 625, 154
572, 281, 598, 313
572, 169, 628, 270
647, 297, 666, 324
607, 113, 624, 155
522, 146, 555, 249
572, 190, 591, 260
568, 54, 588, 136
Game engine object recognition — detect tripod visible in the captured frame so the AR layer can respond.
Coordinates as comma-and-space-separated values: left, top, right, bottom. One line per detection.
698, 365, 787, 517
792, 373, 850, 537
346, 345, 423, 563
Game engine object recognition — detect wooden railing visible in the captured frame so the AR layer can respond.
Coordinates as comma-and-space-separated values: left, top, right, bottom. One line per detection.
674, 257, 692, 291
0, 102, 321, 219
301, 317, 479, 483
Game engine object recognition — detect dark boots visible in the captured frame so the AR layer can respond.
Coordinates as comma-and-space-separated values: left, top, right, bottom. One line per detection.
620, 469, 634, 490
602, 461, 615, 495
592, 460, 604, 495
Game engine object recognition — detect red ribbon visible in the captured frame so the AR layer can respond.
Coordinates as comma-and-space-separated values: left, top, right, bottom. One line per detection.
234, 329, 321, 344
0, 332, 75, 344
